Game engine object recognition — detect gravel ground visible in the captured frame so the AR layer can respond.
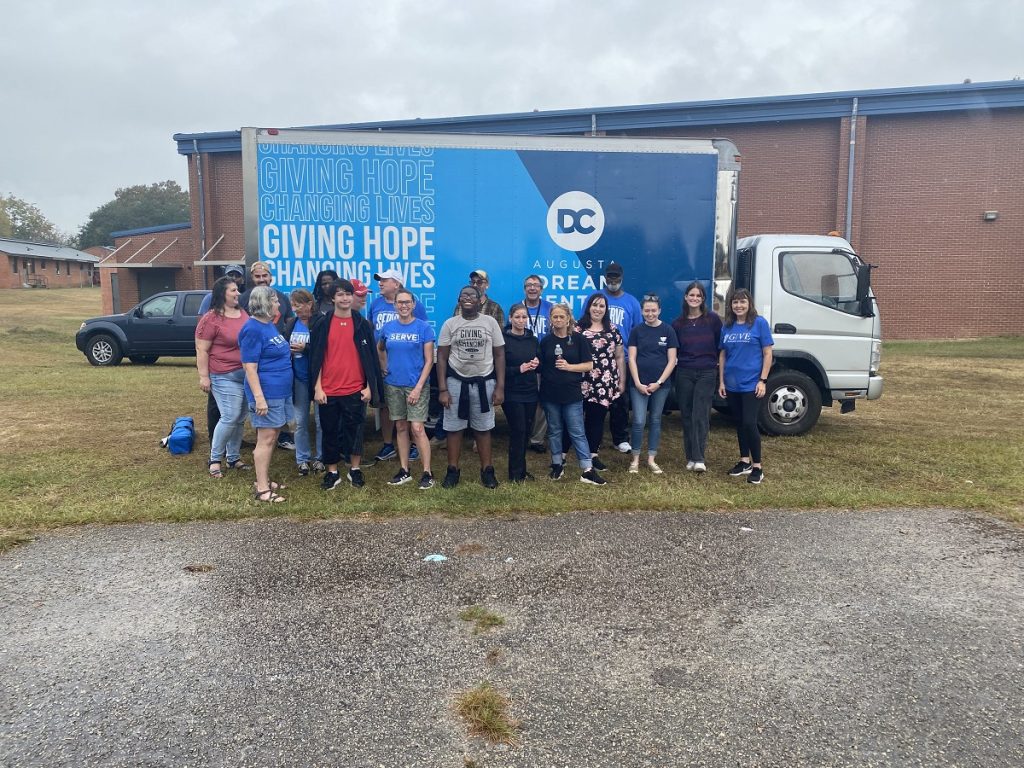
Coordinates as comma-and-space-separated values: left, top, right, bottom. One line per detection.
2, 508, 1023, 767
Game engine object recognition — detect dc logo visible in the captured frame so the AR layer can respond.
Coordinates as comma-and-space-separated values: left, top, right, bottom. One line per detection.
547, 191, 605, 251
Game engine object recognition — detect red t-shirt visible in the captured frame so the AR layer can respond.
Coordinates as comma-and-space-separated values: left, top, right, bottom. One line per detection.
195, 310, 249, 373
321, 315, 366, 396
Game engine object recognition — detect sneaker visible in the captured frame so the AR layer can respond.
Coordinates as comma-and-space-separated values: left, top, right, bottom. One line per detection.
480, 465, 499, 489
389, 468, 413, 486
409, 445, 420, 461
277, 437, 296, 451
429, 435, 446, 448
549, 463, 565, 480
748, 467, 764, 485
297, 462, 310, 476
580, 469, 607, 486
418, 472, 434, 490
310, 460, 325, 473
648, 461, 664, 475
694, 462, 707, 473
442, 466, 461, 489
374, 443, 397, 461
628, 458, 639, 474
686, 461, 696, 471
616, 441, 632, 453
591, 456, 607, 471
347, 468, 365, 487
728, 461, 753, 477
529, 442, 547, 454
321, 471, 342, 490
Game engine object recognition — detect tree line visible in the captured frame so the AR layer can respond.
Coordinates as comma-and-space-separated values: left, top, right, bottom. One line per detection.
0, 181, 190, 249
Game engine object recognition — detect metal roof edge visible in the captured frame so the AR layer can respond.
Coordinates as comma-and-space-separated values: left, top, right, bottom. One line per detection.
110, 222, 192, 239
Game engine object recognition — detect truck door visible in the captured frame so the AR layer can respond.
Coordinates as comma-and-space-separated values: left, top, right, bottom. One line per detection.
770, 248, 875, 396
129, 294, 183, 353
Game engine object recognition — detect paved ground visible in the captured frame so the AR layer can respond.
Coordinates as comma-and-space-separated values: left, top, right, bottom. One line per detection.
2, 508, 1023, 768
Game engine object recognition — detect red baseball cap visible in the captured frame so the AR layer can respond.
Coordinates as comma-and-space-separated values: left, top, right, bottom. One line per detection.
350, 278, 369, 297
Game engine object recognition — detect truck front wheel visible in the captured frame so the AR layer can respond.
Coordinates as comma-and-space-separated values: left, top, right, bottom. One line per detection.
758, 370, 821, 436
86, 334, 124, 367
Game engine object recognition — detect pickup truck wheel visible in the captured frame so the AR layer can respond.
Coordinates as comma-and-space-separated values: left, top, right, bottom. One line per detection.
758, 370, 821, 436
86, 334, 123, 366
129, 355, 159, 365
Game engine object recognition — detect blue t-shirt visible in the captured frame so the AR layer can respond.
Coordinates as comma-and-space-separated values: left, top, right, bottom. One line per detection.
628, 322, 679, 385
198, 292, 213, 315
239, 318, 293, 402
380, 317, 436, 387
589, 290, 642, 338
289, 318, 312, 383
721, 316, 774, 393
369, 296, 428, 339
522, 299, 553, 340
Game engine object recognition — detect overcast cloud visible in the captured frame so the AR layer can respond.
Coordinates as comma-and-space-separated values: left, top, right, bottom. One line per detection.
2, 0, 1021, 236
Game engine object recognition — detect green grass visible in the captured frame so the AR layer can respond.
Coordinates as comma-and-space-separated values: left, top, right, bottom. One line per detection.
459, 605, 506, 634
454, 682, 519, 745
1, 287, 1022, 547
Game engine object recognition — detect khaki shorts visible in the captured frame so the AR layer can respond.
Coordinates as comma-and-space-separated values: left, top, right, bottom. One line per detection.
385, 384, 429, 422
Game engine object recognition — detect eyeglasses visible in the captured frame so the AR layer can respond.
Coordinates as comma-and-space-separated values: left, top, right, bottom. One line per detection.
524, 282, 541, 288
395, 300, 413, 305
643, 293, 660, 302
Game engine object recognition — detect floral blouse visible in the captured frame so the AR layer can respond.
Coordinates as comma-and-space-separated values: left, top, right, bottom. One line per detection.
577, 324, 624, 407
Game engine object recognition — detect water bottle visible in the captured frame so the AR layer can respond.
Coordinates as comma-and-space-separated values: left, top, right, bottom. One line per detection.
554, 343, 563, 358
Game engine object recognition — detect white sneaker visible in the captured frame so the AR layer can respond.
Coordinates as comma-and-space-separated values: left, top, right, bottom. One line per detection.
616, 442, 631, 453
648, 461, 663, 474
686, 461, 695, 471
694, 462, 707, 473
628, 459, 639, 473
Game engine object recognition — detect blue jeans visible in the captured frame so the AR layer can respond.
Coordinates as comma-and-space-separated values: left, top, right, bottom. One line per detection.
209, 369, 245, 464
543, 400, 592, 470
292, 378, 322, 464
630, 384, 670, 456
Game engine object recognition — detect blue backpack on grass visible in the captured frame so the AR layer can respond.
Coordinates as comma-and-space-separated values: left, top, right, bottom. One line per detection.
161, 416, 195, 455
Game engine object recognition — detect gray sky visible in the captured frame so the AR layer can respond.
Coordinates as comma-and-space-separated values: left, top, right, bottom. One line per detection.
2, 0, 1021, 237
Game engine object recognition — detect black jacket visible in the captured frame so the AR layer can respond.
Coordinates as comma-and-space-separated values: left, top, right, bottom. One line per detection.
307, 309, 384, 407
502, 328, 540, 403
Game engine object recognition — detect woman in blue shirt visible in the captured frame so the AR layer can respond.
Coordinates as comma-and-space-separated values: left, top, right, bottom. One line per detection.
285, 289, 323, 477
718, 289, 774, 485
240, 286, 294, 502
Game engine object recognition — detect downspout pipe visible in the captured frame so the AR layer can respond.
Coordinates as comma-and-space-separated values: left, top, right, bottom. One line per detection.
193, 139, 208, 288
844, 97, 858, 242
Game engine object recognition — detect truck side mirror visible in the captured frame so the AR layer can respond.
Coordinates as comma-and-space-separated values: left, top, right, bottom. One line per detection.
856, 263, 875, 317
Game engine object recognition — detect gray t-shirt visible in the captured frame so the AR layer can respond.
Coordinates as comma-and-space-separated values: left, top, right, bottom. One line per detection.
438, 313, 505, 378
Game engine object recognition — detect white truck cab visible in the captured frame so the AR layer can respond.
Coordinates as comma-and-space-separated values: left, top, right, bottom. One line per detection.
728, 234, 883, 435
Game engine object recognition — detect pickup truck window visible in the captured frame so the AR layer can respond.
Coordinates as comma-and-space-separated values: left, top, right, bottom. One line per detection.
780, 251, 861, 315
140, 295, 177, 318
182, 294, 205, 316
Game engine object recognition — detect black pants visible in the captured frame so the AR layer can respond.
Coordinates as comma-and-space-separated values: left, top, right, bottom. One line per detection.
319, 393, 367, 466
206, 391, 220, 441
583, 401, 610, 454
502, 399, 537, 481
726, 389, 762, 464
676, 368, 717, 463
608, 386, 629, 446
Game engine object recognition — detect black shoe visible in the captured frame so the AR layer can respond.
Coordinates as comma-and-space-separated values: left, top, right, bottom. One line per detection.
348, 468, 365, 487
418, 472, 434, 490
389, 468, 412, 486
529, 442, 546, 453
442, 466, 461, 489
321, 471, 341, 490
580, 468, 607, 486
591, 456, 607, 471
748, 467, 764, 485
549, 463, 565, 480
728, 461, 753, 477
297, 462, 310, 476
481, 465, 498, 489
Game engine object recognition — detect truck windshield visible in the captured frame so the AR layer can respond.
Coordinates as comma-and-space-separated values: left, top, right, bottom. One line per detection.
779, 251, 861, 315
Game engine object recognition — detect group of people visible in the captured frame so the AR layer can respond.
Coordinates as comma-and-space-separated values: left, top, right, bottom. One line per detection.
195, 260, 775, 501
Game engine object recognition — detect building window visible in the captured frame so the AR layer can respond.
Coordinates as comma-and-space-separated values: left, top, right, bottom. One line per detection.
41, 259, 48, 270
56, 261, 61, 275
10, 257, 16, 275
28, 260, 35, 274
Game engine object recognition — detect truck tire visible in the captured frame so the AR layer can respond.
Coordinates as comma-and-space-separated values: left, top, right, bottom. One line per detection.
758, 370, 821, 436
86, 334, 123, 367
129, 355, 159, 365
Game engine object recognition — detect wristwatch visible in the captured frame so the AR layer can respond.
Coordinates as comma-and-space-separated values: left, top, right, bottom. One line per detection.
759, 378, 768, 383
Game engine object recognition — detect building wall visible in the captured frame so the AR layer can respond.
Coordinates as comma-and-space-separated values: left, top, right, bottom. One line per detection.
1, 253, 96, 289
100, 226, 199, 314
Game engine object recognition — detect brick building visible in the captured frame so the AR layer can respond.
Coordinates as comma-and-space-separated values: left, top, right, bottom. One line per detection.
102, 80, 1024, 338
0, 238, 98, 289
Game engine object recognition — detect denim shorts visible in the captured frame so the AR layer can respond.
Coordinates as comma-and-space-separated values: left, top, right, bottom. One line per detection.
248, 396, 292, 429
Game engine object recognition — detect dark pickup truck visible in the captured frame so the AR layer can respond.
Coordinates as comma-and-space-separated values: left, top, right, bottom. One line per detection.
76, 290, 208, 366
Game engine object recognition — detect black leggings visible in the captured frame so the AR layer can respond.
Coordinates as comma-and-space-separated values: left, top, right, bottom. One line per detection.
726, 390, 762, 464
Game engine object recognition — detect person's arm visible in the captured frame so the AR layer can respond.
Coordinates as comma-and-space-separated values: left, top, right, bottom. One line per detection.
437, 345, 451, 408
756, 346, 774, 399
651, 347, 677, 394
377, 338, 388, 379
314, 370, 327, 405
492, 344, 505, 406
408, 341, 434, 405
614, 335, 627, 393
243, 362, 267, 415
718, 349, 728, 398
195, 339, 213, 392
629, 345, 647, 393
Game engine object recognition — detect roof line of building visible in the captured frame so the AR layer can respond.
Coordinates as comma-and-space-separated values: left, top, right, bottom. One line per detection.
109, 222, 192, 239
174, 79, 1024, 155
0, 237, 100, 262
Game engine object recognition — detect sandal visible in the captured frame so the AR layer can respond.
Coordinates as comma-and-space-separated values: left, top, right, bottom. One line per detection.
253, 488, 286, 503
628, 459, 639, 474
208, 460, 224, 479
226, 459, 252, 471
252, 481, 287, 492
